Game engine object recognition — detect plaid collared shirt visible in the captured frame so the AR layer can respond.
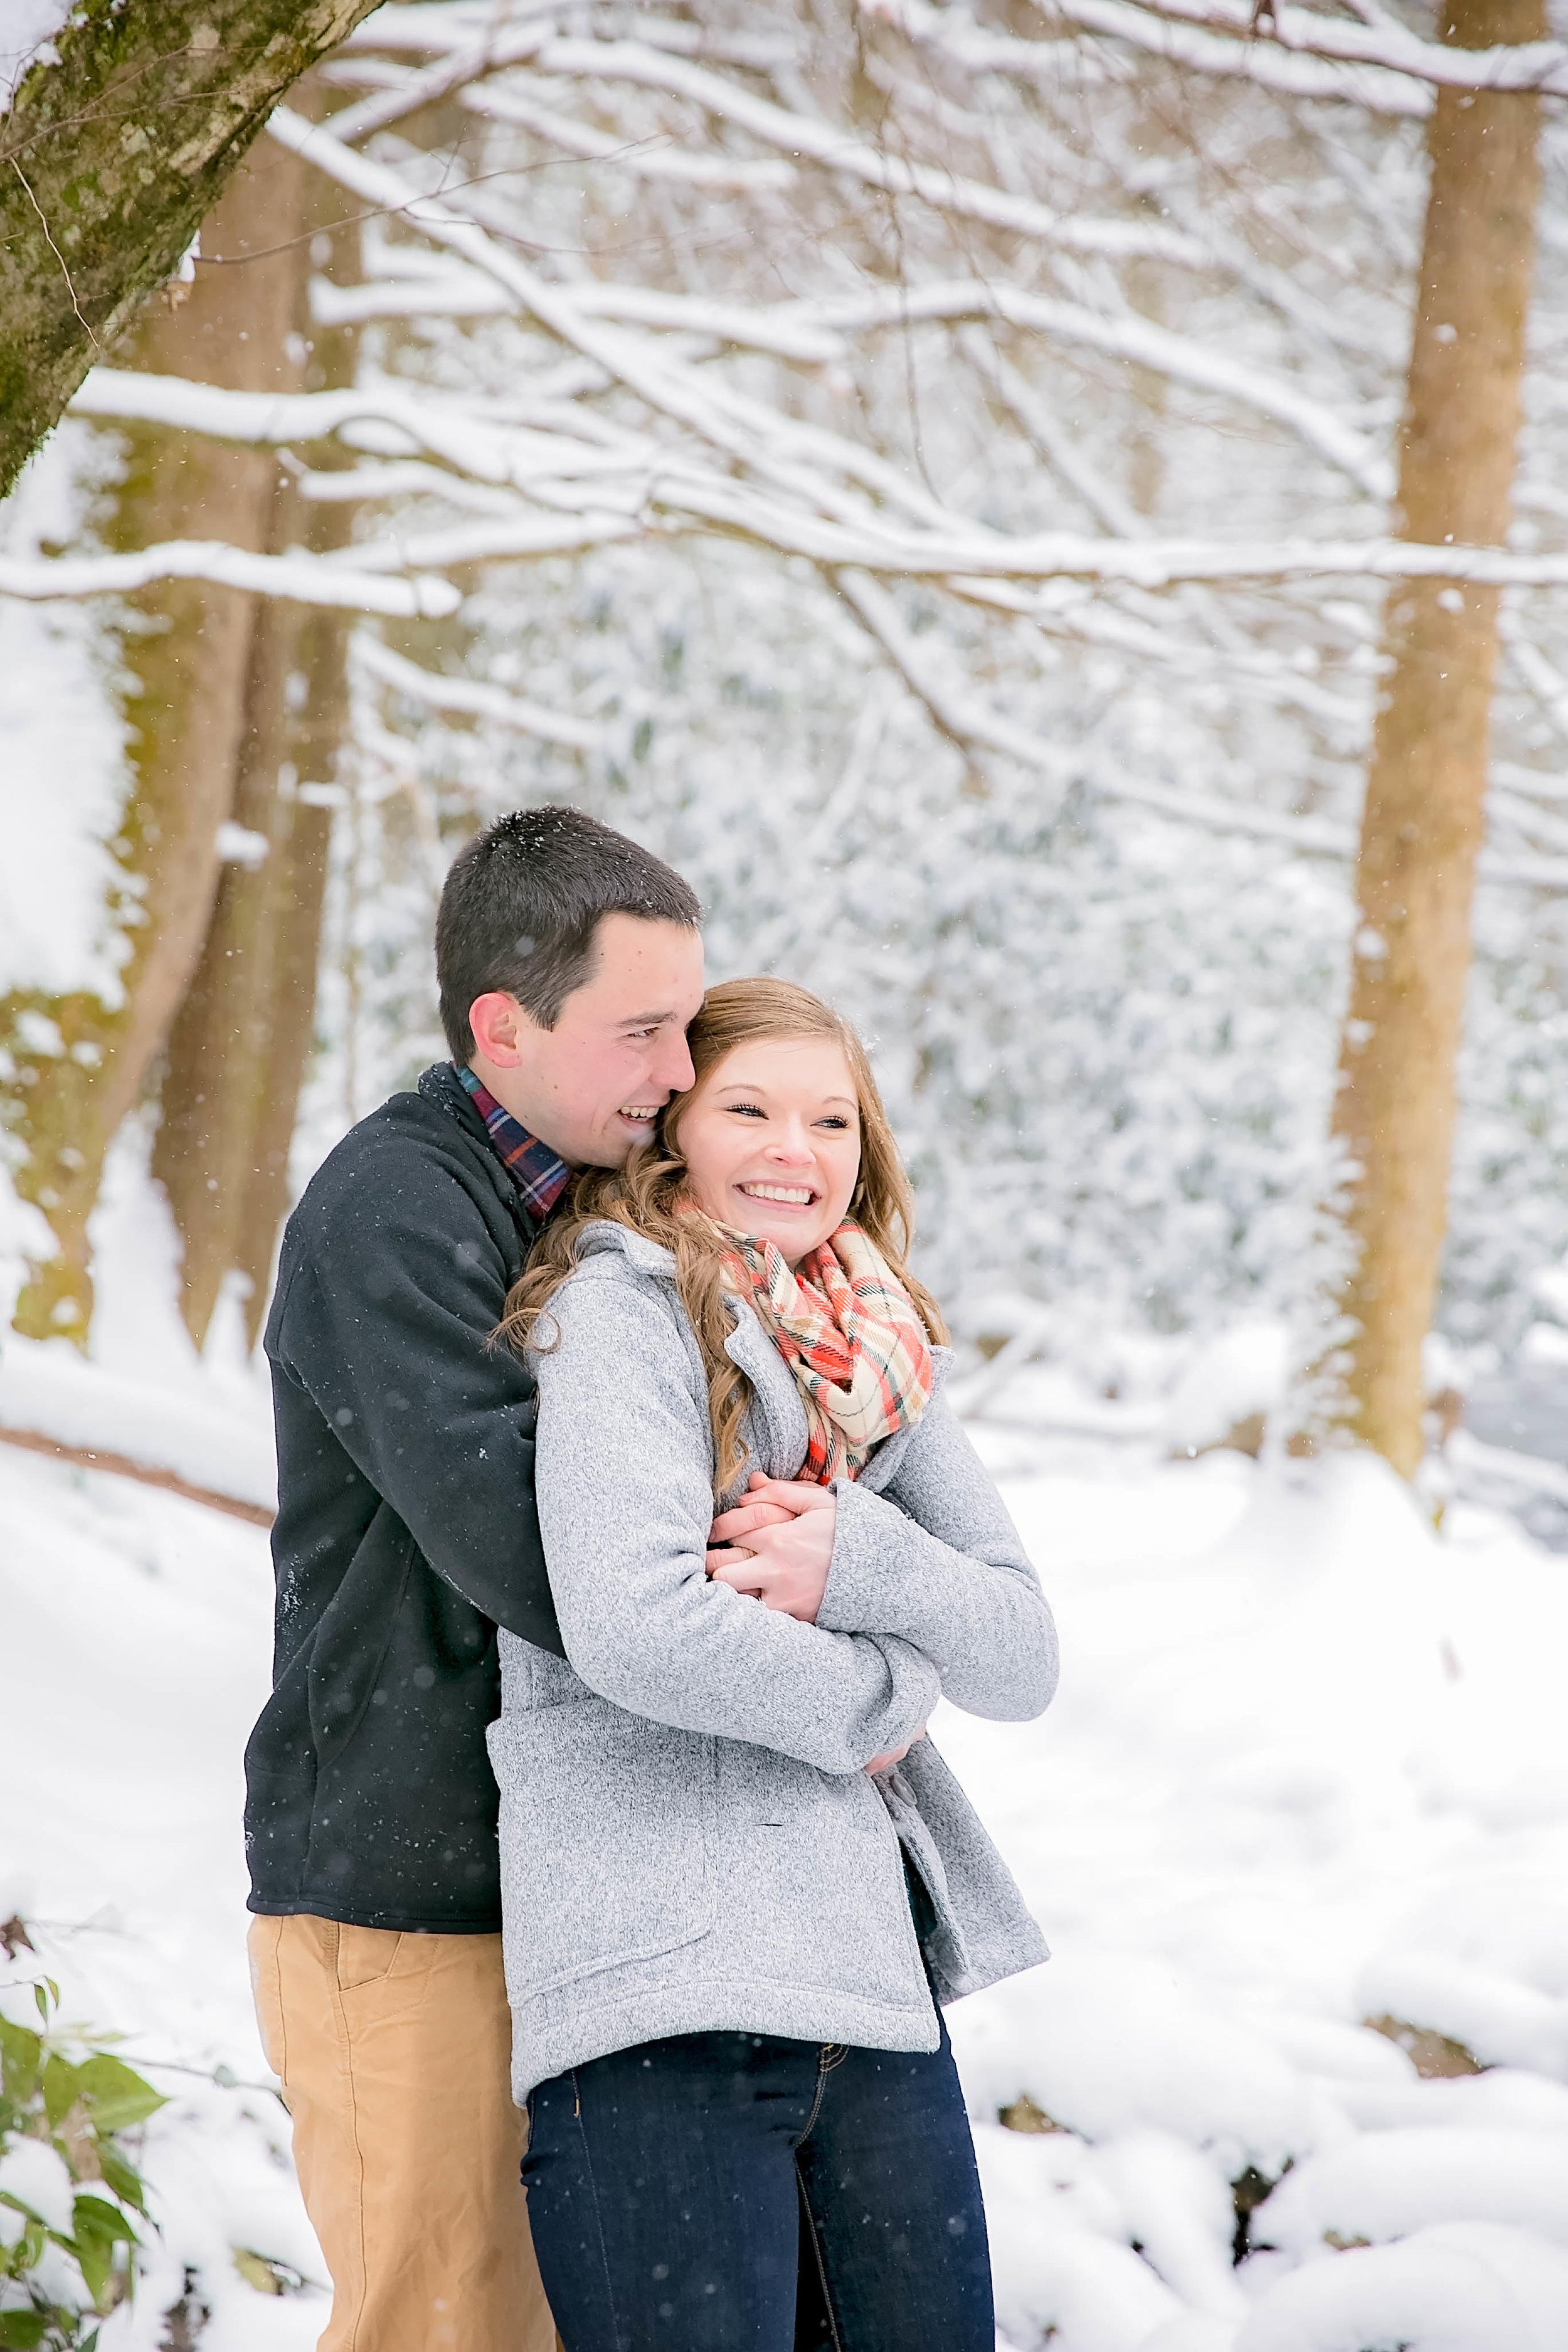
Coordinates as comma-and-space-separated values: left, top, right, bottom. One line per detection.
455, 1065, 571, 1223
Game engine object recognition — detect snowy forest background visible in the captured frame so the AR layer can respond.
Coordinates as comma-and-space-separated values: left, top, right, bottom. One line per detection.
6, 3, 1568, 2349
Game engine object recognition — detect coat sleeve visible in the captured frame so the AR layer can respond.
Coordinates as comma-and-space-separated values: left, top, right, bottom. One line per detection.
531, 1268, 940, 1774
268, 1158, 563, 1656
814, 1395, 1058, 1723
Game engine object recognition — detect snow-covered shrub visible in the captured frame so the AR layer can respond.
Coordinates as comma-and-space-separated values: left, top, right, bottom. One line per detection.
0, 1976, 164, 2349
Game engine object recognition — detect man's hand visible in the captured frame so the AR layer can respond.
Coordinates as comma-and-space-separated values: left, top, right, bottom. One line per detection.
865, 1728, 926, 1776
706, 1475, 836, 1623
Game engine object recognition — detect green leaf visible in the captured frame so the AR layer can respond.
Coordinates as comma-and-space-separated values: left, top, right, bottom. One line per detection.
74, 2057, 166, 2134
70, 2196, 137, 2249
68, 2198, 135, 2311
3, 2216, 45, 2275
0, 2312, 49, 2349
40, 2053, 82, 2130
73, 2232, 113, 2309
0, 2018, 41, 2105
93, 2149, 147, 2215
31, 1987, 47, 2026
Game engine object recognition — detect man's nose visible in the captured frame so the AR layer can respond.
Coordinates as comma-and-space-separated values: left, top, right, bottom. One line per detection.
656, 1030, 696, 1094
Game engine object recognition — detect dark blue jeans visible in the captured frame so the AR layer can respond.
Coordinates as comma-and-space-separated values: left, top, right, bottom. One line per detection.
522, 2008, 993, 2351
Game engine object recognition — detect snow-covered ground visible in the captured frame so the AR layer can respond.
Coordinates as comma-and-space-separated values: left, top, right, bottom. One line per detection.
4, 1338, 1568, 2349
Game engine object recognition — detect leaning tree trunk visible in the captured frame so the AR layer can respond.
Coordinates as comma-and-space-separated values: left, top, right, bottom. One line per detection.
1328, 0, 1545, 1478
0, 0, 380, 501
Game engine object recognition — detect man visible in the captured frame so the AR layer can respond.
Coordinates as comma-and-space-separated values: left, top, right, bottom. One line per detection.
245, 807, 704, 2352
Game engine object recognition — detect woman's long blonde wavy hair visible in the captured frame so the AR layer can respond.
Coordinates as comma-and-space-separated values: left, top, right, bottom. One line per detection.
499, 977, 946, 1495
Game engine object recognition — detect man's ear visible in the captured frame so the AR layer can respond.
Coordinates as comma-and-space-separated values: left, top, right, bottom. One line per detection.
469, 991, 529, 1067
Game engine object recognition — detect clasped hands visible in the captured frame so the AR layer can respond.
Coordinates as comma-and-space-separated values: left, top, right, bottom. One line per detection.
706, 1473, 922, 1777
707, 1472, 835, 1622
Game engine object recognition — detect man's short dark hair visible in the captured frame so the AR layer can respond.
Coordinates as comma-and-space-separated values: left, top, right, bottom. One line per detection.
436, 805, 701, 1060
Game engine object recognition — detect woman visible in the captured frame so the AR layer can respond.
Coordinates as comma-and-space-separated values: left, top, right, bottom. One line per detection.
490, 977, 1057, 2351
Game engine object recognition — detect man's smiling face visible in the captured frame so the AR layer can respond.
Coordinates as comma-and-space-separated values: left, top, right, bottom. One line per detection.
468, 912, 705, 1168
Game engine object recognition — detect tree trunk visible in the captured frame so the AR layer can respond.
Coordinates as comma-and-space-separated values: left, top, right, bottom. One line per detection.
0, 0, 381, 501
154, 194, 361, 1347
4, 148, 307, 1341
1328, 0, 1545, 1476
150, 469, 308, 1345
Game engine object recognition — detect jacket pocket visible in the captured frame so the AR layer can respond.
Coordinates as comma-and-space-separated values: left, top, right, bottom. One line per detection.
489, 1702, 714, 1993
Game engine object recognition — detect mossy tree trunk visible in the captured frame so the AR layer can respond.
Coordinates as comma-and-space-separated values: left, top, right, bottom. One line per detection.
0, 0, 381, 501
153, 198, 360, 1348
5, 146, 310, 1340
1328, 0, 1546, 1475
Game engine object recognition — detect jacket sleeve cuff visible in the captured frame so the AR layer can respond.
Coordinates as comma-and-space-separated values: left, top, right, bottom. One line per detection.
817, 1476, 924, 1635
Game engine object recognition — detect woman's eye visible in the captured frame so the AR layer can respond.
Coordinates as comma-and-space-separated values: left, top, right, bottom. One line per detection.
726, 1101, 766, 1118
818, 1115, 850, 1131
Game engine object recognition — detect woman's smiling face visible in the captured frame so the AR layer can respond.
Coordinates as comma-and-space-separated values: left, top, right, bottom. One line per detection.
676, 1034, 862, 1268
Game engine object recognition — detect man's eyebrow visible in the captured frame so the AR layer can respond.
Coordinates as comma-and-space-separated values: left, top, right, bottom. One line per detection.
617, 1007, 676, 1027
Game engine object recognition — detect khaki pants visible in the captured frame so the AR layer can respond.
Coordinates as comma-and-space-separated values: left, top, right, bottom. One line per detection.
248, 1915, 557, 2352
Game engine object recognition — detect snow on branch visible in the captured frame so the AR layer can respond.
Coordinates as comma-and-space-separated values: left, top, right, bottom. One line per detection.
310, 267, 845, 361
344, 511, 640, 572
63, 369, 1568, 600
834, 567, 1078, 774
1032, 0, 1430, 109
309, 270, 513, 328
638, 466, 1568, 590
69, 366, 544, 484
0, 541, 459, 616
275, 109, 1397, 511
458, 78, 798, 192
1042, 0, 1568, 97
353, 634, 605, 748
818, 281, 1390, 498
861, 0, 1427, 111
838, 568, 1568, 892
515, 37, 1210, 267
322, 21, 556, 145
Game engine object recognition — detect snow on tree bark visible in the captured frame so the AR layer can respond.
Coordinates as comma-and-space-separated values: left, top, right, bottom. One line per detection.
1330, 0, 1547, 1475
0, 0, 381, 501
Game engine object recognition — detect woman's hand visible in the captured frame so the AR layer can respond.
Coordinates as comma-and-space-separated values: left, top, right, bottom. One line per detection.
864, 1728, 925, 1776
706, 1475, 836, 1623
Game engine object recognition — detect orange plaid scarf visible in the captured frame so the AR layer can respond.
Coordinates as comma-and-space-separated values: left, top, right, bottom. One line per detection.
720, 1219, 935, 1483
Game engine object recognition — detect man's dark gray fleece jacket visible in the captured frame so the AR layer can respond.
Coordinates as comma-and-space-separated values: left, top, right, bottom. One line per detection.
245, 1064, 564, 1935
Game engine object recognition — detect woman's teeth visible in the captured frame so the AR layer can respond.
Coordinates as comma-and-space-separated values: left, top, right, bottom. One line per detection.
739, 1182, 815, 1205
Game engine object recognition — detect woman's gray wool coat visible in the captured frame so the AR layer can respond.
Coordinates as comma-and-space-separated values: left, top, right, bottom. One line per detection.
490, 1222, 1058, 2100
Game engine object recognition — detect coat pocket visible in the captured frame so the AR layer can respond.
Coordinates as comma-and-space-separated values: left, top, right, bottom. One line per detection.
489, 1702, 714, 1994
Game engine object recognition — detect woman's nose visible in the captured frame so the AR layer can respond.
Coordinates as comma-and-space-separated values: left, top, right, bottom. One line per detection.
766, 1125, 815, 1164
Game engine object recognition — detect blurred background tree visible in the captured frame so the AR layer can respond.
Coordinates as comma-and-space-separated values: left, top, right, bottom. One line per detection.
7, 0, 1568, 1483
